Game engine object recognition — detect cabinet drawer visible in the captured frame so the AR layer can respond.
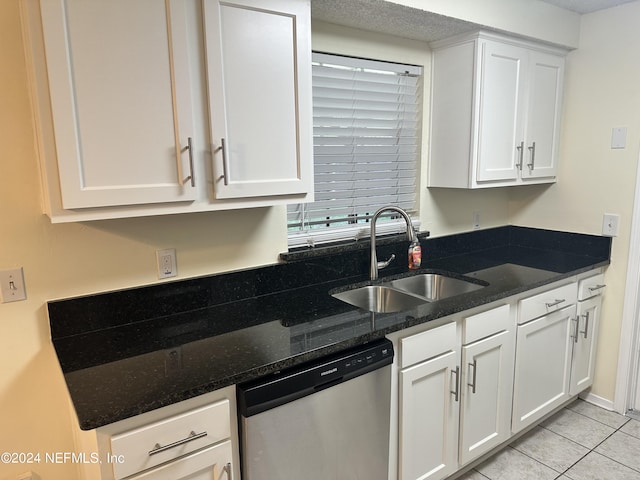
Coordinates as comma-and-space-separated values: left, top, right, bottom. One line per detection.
111, 399, 230, 480
463, 304, 511, 344
401, 322, 457, 368
518, 282, 577, 325
578, 273, 606, 300
126, 440, 231, 480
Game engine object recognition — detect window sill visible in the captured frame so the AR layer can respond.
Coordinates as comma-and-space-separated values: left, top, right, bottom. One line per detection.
280, 230, 430, 263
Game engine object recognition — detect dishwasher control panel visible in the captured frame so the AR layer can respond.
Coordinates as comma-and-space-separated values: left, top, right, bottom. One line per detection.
321, 341, 393, 385
238, 338, 394, 417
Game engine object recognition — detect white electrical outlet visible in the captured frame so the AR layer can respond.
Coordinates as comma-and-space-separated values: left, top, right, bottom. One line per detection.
0, 267, 27, 303
602, 213, 620, 237
156, 249, 177, 279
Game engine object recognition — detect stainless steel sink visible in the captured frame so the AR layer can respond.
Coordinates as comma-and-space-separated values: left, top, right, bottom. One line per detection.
331, 285, 427, 313
389, 273, 485, 301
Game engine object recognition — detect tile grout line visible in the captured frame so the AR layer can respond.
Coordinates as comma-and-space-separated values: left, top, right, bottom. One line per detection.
591, 427, 640, 475
567, 401, 632, 430
542, 409, 640, 478
505, 442, 581, 479
502, 403, 627, 479
463, 406, 640, 480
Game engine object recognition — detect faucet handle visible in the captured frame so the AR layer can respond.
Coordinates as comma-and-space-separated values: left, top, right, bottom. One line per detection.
377, 254, 396, 270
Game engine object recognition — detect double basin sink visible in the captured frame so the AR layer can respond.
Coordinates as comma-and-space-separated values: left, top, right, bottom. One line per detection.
332, 272, 488, 313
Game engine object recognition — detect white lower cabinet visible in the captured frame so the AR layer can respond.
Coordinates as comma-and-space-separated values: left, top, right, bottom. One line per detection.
392, 269, 605, 480
512, 303, 576, 433
459, 324, 514, 465
86, 387, 239, 480
571, 273, 605, 395
398, 304, 514, 480
399, 324, 459, 480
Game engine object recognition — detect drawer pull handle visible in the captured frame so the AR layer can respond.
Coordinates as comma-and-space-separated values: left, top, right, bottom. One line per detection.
572, 316, 580, 343
588, 284, 606, 292
545, 298, 565, 308
148, 430, 208, 456
222, 462, 232, 479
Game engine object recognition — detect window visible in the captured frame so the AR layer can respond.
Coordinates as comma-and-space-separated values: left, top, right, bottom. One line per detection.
287, 52, 423, 248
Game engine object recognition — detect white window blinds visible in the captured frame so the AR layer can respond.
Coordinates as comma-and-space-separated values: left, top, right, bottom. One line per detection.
287, 52, 422, 248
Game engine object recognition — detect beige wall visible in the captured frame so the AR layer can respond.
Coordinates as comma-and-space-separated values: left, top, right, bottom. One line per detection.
509, 1, 640, 401
1, 1, 639, 479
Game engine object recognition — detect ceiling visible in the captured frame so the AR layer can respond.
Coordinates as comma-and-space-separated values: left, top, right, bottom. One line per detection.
537, 0, 637, 13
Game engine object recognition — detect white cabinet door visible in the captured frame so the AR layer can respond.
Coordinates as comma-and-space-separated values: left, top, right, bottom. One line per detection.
39, 0, 197, 208
459, 329, 514, 465
476, 41, 525, 184
399, 350, 459, 480
203, 0, 313, 199
570, 296, 601, 395
521, 51, 564, 180
428, 32, 566, 189
512, 304, 575, 433
127, 441, 232, 480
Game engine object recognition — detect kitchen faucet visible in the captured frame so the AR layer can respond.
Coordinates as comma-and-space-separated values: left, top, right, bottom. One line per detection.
370, 206, 416, 280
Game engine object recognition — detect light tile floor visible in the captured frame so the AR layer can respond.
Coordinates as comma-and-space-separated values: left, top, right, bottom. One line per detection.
458, 399, 640, 480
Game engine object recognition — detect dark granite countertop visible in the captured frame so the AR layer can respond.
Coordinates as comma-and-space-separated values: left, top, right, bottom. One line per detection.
47, 226, 611, 430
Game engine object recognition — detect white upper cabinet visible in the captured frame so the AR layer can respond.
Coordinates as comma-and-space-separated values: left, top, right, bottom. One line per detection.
428, 32, 566, 189
475, 41, 525, 183
522, 51, 565, 180
202, 0, 313, 200
36, 0, 197, 209
22, 0, 313, 222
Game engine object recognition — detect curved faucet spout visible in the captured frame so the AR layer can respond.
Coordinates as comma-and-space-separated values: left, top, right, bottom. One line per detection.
370, 206, 416, 280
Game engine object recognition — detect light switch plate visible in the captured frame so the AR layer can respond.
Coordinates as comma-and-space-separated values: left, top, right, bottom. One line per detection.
472, 211, 481, 230
602, 213, 620, 237
0, 267, 27, 303
611, 127, 627, 149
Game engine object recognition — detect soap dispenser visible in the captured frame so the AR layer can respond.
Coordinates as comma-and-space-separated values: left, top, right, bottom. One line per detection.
408, 234, 422, 270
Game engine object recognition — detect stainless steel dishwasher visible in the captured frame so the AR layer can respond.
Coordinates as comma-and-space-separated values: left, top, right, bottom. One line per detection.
237, 338, 394, 480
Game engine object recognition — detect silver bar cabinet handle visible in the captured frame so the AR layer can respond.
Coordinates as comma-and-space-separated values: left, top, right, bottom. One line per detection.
221, 462, 232, 479
545, 298, 565, 308
527, 141, 536, 170
185, 137, 195, 187
572, 316, 580, 343
148, 430, 208, 456
581, 311, 590, 339
468, 360, 477, 394
588, 284, 606, 292
220, 138, 230, 186
451, 366, 460, 402
516, 141, 524, 170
